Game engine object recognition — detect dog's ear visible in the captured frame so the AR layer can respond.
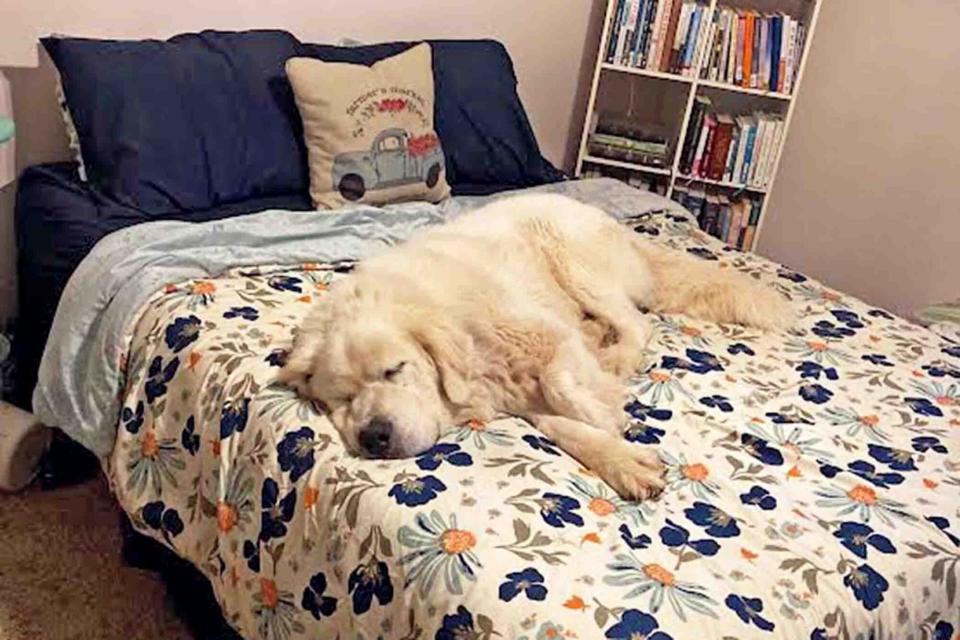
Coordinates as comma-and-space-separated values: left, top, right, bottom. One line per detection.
411, 320, 474, 406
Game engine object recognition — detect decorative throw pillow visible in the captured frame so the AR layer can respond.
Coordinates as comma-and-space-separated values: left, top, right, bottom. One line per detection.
286, 43, 450, 209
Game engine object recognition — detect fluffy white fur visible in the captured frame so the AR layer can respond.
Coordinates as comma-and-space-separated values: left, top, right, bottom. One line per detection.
279, 194, 792, 500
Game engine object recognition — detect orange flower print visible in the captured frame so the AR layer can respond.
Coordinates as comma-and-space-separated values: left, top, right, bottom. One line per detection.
260, 578, 279, 609
642, 563, 676, 587
563, 595, 587, 610
848, 484, 877, 505
441, 529, 476, 555
141, 431, 159, 458
588, 497, 617, 516
581, 532, 602, 545
192, 281, 215, 296
304, 485, 320, 510
681, 463, 709, 482
217, 501, 238, 532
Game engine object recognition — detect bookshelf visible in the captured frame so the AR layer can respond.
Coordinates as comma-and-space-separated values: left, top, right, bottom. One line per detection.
575, 0, 822, 251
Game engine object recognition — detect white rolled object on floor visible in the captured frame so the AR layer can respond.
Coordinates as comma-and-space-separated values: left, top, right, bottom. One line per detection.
0, 401, 51, 492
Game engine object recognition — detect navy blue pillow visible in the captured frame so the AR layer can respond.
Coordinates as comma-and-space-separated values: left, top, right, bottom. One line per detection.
43, 31, 308, 214
43, 32, 562, 213
296, 40, 563, 194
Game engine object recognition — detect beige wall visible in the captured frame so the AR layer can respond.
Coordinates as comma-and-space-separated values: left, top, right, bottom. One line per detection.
0, 0, 607, 320
758, 0, 960, 316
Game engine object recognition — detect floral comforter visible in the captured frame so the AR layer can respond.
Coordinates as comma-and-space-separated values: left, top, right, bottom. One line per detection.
106, 191, 959, 640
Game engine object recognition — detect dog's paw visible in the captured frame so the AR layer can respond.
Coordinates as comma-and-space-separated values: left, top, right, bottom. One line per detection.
597, 444, 666, 502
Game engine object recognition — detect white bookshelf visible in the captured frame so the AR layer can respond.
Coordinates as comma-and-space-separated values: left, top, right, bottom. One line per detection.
575, 0, 822, 251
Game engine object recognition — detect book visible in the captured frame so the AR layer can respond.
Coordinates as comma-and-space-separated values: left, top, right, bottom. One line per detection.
748, 115, 769, 186
680, 96, 710, 172
691, 112, 716, 177
782, 15, 795, 92
635, 0, 656, 66
707, 113, 735, 180
714, 194, 730, 237
741, 11, 754, 87
702, 194, 721, 232
660, 0, 685, 71
770, 14, 782, 91
734, 11, 745, 84
649, 0, 670, 68
724, 125, 741, 182
719, 201, 732, 240
691, 4, 713, 74
759, 14, 769, 88
725, 198, 744, 245
732, 115, 752, 183
681, 4, 702, 71
739, 118, 758, 183
684, 188, 707, 218
671, 184, 688, 204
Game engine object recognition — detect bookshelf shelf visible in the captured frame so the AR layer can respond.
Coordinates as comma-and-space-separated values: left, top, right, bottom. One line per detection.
600, 62, 693, 84
583, 155, 673, 176
675, 173, 767, 193
575, 0, 822, 252
696, 78, 791, 101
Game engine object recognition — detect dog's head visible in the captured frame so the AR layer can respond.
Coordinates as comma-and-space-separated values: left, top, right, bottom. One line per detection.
278, 279, 473, 459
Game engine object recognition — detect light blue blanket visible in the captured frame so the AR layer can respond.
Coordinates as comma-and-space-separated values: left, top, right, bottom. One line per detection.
34, 178, 682, 456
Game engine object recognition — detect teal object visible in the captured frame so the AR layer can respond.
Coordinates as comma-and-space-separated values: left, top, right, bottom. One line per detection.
0, 117, 14, 143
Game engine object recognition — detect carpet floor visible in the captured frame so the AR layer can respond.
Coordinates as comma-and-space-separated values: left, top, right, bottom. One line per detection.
0, 477, 191, 640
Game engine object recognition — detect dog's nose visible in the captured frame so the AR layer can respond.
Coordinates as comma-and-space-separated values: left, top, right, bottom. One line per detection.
359, 416, 393, 457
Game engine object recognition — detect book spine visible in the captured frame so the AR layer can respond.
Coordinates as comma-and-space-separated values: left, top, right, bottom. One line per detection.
615, 0, 633, 64
725, 200, 743, 245
695, 114, 716, 177
660, 0, 684, 71
649, 0, 670, 69
741, 11, 753, 87
670, 2, 693, 72
629, 0, 647, 65
707, 10, 724, 80
740, 122, 757, 183
682, 4, 702, 71
635, 0, 653, 66
770, 14, 781, 91
691, 113, 714, 176
719, 204, 732, 241
724, 127, 740, 182
620, 0, 638, 64
692, 4, 714, 75
707, 120, 734, 181
750, 11, 761, 87
760, 15, 770, 89
680, 98, 707, 172
747, 117, 766, 186
734, 12, 745, 84
791, 23, 806, 92
780, 15, 793, 92
642, 0, 660, 66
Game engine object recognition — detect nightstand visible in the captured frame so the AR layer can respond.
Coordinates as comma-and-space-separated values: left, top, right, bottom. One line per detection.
0, 400, 52, 491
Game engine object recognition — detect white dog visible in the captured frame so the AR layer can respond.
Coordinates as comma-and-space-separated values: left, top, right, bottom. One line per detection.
279, 194, 791, 500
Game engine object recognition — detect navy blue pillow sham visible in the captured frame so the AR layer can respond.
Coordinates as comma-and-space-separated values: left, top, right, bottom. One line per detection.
42, 31, 562, 214
42, 31, 308, 214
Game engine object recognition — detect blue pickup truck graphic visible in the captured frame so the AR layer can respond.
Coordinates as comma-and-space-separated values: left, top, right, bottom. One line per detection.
332, 128, 444, 201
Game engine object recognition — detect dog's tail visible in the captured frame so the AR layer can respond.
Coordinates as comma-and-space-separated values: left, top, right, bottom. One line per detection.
632, 238, 793, 331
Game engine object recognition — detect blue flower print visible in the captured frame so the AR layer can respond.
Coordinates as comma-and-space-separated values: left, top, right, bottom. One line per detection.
259, 478, 296, 542
388, 475, 447, 506
796, 361, 839, 381
277, 427, 316, 482
243, 539, 260, 572
659, 519, 719, 556
264, 349, 287, 367
301, 571, 337, 620
812, 320, 854, 339
934, 621, 955, 640
922, 363, 960, 378
728, 342, 755, 356
777, 268, 807, 283
685, 349, 724, 374
687, 247, 718, 260
540, 492, 584, 528
685, 502, 741, 538
867, 445, 918, 471
625, 423, 666, 444
145, 356, 180, 403
830, 309, 864, 328
624, 400, 673, 422
141, 500, 184, 544
522, 434, 561, 456
847, 460, 904, 488
810, 629, 827, 640
833, 522, 896, 559
927, 516, 960, 547
181, 416, 199, 456
498, 567, 547, 602
740, 486, 777, 511
843, 563, 889, 610
348, 560, 393, 614
862, 353, 894, 367
799, 382, 833, 404
223, 306, 259, 321
605, 609, 673, 640
700, 395, 733, 412
268, 275, 303, 293
765, 411, 813, 425
220, 398, 250, 439
741, 434, 784, 465
818, 461, 842, 478
416, 443, 473, 470
867, 308, 894, 320
725, 594, 775, 632
437, 606, 477, 640
904, 397, 943, 417
164, 315, 201, 353
943, 344, 960, 358
122, 401, 145, 434
912, 436, 948, 454
619, 523, 651, 550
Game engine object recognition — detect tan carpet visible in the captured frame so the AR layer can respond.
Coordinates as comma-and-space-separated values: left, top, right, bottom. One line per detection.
0, 477, 191, 640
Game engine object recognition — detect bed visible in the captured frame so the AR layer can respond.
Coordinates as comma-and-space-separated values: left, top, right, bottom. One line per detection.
31, 177, 959, 639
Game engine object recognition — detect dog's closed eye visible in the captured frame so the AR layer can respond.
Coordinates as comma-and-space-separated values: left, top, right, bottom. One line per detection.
383, 361, 407, 381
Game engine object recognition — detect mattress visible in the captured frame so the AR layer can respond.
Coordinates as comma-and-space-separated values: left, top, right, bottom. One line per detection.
35, 179, 959, 639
